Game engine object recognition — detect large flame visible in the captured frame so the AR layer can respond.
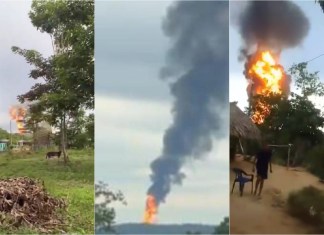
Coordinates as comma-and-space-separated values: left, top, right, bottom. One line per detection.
143, 194, 157, 224
246, 50, 285, 124
9, 106, 28, 134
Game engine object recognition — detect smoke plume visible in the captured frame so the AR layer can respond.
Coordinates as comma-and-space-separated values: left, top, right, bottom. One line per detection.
238, 0, 309, 54
147, 1, 229, 205
234, 0, 309, 98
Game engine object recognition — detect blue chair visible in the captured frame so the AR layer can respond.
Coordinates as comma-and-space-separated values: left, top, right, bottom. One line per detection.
231, 167, 254, 196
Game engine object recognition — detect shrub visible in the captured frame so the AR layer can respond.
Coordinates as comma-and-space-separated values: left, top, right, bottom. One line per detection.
305, 145, 324, 180
287, 186, 324, 233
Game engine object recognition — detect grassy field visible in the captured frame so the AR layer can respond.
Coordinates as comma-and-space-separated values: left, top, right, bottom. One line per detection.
0, 149, 94, 234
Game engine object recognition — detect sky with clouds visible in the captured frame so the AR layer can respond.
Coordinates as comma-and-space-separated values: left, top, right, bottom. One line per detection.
0, 1, 52, 133
95, 1, 229, 225
230, 1, 324, 111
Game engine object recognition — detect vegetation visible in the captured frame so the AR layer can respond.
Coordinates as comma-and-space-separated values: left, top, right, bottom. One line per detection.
95, 182, 126, 233
249, 63, 324, 168
12, 0, 94, 163
214, 217, 229, 234
0, 0, 95, 233
305, 145, 324, 180
0, 149, 94, 234
287, 186, 324, 233
317, 0, 324, 13
0, 128, 32, 144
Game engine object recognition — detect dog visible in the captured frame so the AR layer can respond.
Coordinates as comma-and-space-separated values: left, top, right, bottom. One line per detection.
46, 151, 62, 159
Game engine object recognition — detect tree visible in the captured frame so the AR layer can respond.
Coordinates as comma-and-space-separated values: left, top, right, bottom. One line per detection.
251, 63, 324, 165
64, 110, 94, 149
0, 128, 10, 140
12, 0, 94, 162
214, 217, 229, 234
289, 63, 324, 97
316, 0, 324, 13
95, 182, 126, 233
85, 113, 94, 147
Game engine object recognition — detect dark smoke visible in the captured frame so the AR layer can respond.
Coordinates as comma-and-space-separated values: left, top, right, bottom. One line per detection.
238, 0, 309, 55
147, 1, 229, 205
235, 0, 309, 98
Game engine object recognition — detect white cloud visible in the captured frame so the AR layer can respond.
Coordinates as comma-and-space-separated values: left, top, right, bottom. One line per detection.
96, 95, 172, 132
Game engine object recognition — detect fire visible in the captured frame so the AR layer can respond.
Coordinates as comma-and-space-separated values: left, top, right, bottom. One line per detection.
246, 50, 285, 124
143, 194, 157, 224
9, 106, 28, 134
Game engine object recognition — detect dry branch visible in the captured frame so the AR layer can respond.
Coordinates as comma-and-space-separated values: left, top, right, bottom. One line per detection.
0, 177, 67, 233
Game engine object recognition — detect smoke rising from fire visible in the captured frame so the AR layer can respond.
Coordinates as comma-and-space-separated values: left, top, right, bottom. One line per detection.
238, 0, 309, 53
147, 1, 228, 205
235, 0, 309, 99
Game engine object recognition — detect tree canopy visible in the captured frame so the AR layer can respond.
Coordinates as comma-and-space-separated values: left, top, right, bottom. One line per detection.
12, 0, 94, 159
249, 62, 324, 165
95, 182, 126, 233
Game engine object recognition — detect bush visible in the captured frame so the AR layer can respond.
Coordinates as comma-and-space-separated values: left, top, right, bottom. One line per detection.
287, 186, 324, 233
305, 145, 324, 180
271, 153, 286, 166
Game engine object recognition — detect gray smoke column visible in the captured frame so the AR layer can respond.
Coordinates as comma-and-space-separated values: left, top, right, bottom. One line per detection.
238, 0, 309, 54
147, 1, 229, 205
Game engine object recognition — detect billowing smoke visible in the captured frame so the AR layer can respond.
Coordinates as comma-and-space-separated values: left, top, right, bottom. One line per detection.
238, 0, 309, 54
235, 0, 309, 97
147, 1, 229, 205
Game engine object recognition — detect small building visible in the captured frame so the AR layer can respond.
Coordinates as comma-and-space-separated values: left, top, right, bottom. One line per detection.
0, 139, 9, 152
230, 102, 261, 161
17, 140, 33, 151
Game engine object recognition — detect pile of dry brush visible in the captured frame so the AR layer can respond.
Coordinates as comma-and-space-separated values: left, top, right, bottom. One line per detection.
0, 177, 67, 233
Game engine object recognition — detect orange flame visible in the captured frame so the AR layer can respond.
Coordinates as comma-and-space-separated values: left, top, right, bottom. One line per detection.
9, 106, 27, 134
247, 50, 284, 124
143, 194, 157, 224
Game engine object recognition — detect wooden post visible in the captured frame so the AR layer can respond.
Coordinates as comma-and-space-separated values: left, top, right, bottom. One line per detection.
239, 138, 244, 155
248, 80, 253, 117
10, 120, 12, 146
287, 144, 291, 170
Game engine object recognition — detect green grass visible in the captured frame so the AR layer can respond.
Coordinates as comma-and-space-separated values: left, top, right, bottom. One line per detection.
0, 149, 94, 234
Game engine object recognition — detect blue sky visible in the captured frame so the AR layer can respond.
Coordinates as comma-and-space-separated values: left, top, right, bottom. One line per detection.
95, 1, 229, 225
0, 1, 52, 132
230, 1, 324, 111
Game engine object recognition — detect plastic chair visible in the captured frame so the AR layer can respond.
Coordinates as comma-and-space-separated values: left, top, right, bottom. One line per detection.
231, 167, 254, 196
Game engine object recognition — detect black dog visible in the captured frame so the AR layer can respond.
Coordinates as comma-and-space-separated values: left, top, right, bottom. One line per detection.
46, 151, 62, 159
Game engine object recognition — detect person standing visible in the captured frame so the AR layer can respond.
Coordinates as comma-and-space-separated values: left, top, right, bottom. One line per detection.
253, 142, 273, 197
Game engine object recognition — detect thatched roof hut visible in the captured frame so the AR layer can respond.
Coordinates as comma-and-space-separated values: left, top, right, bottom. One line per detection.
230, 101, 261, 140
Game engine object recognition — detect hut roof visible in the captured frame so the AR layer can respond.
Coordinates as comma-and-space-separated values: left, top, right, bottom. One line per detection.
230, 101, 261, 140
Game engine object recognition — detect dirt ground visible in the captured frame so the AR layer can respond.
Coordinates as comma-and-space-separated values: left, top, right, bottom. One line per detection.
230, 155, 324, 234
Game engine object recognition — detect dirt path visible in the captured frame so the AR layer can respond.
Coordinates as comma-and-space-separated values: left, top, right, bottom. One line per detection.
230, 156, 324, 234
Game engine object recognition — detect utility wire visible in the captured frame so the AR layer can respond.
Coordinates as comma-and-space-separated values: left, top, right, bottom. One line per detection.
304, 53, 324, 64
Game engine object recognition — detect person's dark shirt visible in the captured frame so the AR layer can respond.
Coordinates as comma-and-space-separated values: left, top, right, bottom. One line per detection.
256, 148, 272, 169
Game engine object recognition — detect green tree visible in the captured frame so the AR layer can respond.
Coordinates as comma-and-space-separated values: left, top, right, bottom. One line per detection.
12, 0, 94, 162
289, 62, 324, 97
252, 63, 324, 165
95, 182, 126, 233
85, 113, 94, 146
65, 110, 94, 149
0, 128, 10, 142
214, 217, 229, 234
